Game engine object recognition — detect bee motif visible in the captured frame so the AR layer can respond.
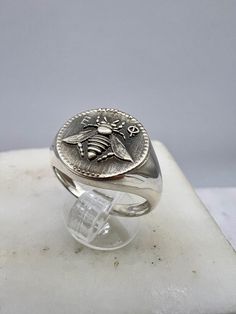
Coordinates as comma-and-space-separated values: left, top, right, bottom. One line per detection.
62, 115, 133, 162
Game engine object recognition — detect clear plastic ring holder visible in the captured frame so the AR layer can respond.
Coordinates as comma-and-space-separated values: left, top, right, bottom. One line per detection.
63, 188, 140, 250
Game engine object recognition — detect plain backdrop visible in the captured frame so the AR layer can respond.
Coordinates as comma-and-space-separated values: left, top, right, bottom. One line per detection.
0, 0, 235, 187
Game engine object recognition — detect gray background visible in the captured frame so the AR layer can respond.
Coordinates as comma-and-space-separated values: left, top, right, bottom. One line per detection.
0, 0, 235, 187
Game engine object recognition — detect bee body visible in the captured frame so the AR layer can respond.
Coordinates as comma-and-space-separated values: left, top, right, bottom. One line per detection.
63, 115, 133, 162
87, 134, 110, 160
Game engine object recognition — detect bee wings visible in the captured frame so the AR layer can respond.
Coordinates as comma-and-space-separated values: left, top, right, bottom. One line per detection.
63, 130, 133, 163
110, 134, 133, 162
62, 129, 97, 144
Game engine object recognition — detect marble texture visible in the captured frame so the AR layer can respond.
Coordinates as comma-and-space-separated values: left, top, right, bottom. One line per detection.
197, 187, 236, 252
0, 142, 236, 314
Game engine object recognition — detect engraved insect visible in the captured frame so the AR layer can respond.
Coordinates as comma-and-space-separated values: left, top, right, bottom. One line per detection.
62, 115, 133, 162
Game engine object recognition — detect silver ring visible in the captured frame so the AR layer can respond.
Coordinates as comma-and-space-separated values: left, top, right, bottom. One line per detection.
51, 108, 162, 217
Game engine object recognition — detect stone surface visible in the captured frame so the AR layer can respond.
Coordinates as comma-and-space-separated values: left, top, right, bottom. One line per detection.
197, 187, 236, 251
0, 142, 236, 314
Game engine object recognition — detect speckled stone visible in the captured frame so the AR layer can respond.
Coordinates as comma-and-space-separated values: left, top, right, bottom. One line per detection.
0, 142, 236, 314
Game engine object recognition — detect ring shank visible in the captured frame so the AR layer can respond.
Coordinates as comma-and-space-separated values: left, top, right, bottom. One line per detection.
51, 143, 162, 217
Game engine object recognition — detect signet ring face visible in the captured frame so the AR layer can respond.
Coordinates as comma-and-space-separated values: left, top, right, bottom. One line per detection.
51, 108, 162, 217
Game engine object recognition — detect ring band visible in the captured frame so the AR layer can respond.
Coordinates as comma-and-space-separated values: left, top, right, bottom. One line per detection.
51, 108, 162, 217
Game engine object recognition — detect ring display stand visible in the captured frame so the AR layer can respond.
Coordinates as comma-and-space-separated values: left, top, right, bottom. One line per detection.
63, 189, 140, 250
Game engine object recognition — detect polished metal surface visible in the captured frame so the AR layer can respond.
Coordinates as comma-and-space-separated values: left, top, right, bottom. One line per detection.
51, 108, 162, 217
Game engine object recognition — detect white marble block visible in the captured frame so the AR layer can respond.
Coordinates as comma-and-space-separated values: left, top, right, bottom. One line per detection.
0, 142, 236, 314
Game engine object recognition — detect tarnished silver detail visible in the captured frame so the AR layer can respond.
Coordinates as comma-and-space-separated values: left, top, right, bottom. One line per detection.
56, 109, 149, 179
62, 114, 132, 163
51, 108, 162, 217
127, 125, 140, 137
81, 115, 91, 125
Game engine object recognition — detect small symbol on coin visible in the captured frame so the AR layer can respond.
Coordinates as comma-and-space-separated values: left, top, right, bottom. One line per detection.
128, 125, 139, 137
62, 115, 134, 162
81, 116, 91, 125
